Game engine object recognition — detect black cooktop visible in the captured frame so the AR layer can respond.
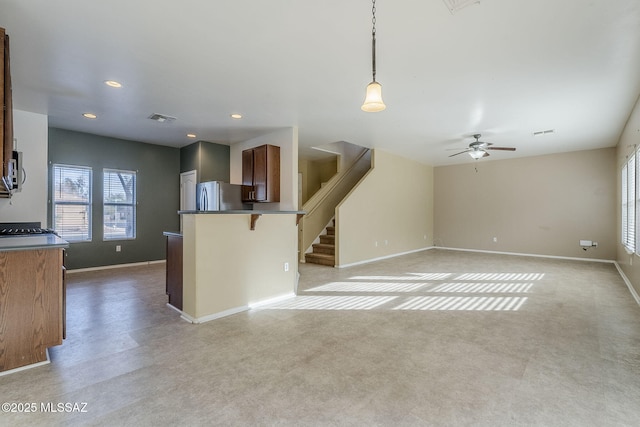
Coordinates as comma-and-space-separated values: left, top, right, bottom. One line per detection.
0, 222, 57, 237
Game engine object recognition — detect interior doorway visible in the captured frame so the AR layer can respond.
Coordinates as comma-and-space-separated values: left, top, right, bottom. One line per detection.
179, 170, 197, 231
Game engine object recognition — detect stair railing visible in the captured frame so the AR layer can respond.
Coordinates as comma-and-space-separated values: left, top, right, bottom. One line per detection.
299, 148, 371, 260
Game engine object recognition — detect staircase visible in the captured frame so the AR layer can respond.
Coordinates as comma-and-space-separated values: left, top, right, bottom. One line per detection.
305, 220, 335, 266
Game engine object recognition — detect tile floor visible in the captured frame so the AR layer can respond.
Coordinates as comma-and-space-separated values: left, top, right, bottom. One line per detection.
1, 249, 639, 426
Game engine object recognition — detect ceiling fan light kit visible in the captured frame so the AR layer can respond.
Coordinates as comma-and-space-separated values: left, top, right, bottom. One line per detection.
448, 134, 516, 160
468, 150, 487, 160
361, 0, 386, 112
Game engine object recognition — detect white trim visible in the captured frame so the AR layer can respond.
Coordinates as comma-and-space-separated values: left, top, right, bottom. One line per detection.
66, 259, 166, 273
436, 246, 614, 264
166, 303, 182, 314
337, 246, 434, 268
180, 305, 248, 324
178, 294, 297, 323
0, 350, 50, 377
614, 262, 640, 307
249, 292, 296, 309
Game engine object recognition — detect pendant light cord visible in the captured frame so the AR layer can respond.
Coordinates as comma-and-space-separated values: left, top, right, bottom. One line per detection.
371, 0, 377, 83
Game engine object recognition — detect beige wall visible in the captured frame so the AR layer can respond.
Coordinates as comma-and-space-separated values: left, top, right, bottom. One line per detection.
0, 109, 48, 225
182, 213, 298, 321
229, 127, 298, 211
299, 156, 337, 205
434, 148, 616, 260
616, 94, 640, 297
336, 150, 434, 267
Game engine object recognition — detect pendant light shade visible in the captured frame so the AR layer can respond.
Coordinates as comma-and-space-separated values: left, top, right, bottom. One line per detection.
362, 81, 386, 112
362, 0, 386, 112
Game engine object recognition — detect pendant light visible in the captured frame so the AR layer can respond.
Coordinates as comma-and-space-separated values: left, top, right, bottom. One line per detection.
361, 0, 386, 112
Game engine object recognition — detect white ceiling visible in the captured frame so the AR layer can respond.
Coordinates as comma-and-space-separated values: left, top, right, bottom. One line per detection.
1, 0, 640, 165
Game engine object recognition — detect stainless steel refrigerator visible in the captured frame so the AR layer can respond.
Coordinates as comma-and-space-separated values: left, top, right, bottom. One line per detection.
196, 181, 246, 211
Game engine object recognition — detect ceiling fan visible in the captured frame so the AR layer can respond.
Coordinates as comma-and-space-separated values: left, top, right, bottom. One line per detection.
448, 134, 516, 159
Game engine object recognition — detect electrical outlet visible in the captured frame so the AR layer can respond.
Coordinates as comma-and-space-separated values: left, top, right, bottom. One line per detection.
116, 245, 121, 252
375, 241, 378, 247
284, 262, 289, 272
384, 240, 388, 246
493, 237, 497, 243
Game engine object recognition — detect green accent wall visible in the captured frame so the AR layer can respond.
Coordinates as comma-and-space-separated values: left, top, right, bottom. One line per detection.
48, 128, 180, 269
180, 140, 230, 182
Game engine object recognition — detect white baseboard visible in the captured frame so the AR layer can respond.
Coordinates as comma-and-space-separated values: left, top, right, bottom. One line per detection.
180, 305, 249, 324
178, 293, 297, 324
67, 259, 166, 273
166, 303, 182, 314
249, 292, 296, 309
337, 246, 434, 268
0, 349, 50, 377
436, 246, 615, 264
613, 262, 640, 307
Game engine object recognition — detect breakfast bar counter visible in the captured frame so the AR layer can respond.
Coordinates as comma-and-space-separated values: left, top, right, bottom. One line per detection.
177, 210, 303, 323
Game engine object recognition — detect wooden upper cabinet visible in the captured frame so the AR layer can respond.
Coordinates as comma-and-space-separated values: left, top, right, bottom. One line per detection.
241, 144, 280, 203
1, 27, 13, 183
241, 148, 254, 201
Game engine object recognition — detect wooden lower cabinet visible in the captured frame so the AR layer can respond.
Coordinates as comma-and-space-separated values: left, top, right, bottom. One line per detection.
165, 234, 183, 310
0, 248, 64, 372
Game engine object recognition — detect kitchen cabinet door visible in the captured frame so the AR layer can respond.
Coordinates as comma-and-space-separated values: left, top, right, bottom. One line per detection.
241, 149, 254, 201
242, 144, 280, 203
165, 234, 183, 310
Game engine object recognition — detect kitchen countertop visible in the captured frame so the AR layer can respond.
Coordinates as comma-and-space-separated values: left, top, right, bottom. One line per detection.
163, 231, 183, 237
0, 235, 69, 252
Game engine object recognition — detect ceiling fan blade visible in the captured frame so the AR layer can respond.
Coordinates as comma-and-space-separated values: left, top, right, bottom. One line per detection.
487, 146, 516, 151
448, 149, 471, 157
482, 151, 490, 157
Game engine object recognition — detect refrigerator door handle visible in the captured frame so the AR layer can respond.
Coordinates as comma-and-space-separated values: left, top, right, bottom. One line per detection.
202, 187, 208, 211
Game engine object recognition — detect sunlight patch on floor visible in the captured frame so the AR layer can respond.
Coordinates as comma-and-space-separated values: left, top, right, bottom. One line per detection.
349, 273, 453, 281
307, 281, 429, 293
261, 270, 545, 312
454, 273, 545, 281
266, 296, 397, 310
430, 282, 534, 293
393, 296, 528, 311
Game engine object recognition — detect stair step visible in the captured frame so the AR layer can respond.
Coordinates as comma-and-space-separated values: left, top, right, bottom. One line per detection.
319, 234, 335, 244
305, 253, 335, 266
326, 226, 335, 236
312, 243, 335, 255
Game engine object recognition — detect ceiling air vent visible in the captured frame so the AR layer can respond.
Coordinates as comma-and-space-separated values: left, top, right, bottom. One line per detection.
148, 113, 177, 123
442, 0, 480, 14
533, 129, 555, 136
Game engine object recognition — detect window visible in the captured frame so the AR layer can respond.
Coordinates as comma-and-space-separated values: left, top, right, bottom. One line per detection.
52, 164, 92, 241
622, 152, 636, 253
103, 169, 136, 240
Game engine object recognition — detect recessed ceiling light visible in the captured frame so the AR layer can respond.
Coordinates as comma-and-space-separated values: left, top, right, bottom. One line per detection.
187, 133, 197, 138
83, 113, 97, 119
230, 114, 242, 119
104, 80, 122, 88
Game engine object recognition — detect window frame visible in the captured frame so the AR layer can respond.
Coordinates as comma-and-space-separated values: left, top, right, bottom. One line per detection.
103, 168, 137, 241
51, 163, 93, 242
